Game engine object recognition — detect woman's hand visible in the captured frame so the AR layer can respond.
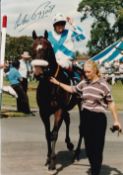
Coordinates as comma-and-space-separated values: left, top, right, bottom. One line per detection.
50, 76, 74, 93
108, 102, 122, 134
113, 121, 122, 131
50, 76, 59, 85
110, 121, 122, 136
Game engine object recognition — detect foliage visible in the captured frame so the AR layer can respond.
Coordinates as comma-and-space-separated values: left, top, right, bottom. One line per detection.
113, 8, 123, 38
5, 34, 33, 61
78, 0, 123, 56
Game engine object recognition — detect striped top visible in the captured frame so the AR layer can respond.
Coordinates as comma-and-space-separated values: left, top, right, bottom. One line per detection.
72, 78, 113, 113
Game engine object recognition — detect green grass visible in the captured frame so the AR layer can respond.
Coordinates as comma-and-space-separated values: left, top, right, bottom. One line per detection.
111, 81, 123, 111
2, 79, 38, 109
1, 80, 123, 111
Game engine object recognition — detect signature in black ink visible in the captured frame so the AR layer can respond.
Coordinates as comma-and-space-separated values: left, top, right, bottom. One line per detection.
15, 1, 55, 32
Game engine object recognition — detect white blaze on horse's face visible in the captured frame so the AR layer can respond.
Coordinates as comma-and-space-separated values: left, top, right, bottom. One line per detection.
36, 44, 43, 51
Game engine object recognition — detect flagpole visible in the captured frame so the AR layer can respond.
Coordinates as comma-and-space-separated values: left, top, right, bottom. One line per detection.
0, 15, 7, 114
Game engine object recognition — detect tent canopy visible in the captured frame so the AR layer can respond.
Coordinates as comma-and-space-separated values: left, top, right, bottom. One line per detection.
91, 39, 123, 64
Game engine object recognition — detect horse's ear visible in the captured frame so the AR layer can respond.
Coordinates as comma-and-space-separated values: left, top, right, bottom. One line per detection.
44, 30, 48, 40
32, 30, 37, 40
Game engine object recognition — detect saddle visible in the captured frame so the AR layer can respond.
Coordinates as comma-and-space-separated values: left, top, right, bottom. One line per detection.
63, 62, 84, 85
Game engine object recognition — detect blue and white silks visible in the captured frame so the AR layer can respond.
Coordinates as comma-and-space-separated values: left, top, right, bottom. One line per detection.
48, 26, 85, 68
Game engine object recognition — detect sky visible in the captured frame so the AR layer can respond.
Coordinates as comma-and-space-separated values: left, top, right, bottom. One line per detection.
1, 0, 94, 52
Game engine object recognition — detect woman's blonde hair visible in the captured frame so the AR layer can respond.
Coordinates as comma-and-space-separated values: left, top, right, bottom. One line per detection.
84, 60, 101, 77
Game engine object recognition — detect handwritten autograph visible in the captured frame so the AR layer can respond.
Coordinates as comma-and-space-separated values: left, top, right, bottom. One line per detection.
15, 1, 55, 32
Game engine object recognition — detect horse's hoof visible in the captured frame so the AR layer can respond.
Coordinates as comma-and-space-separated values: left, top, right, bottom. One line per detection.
67, 142, 74, 151
65, 139, 74, 151
72, 149, 81, 161
48, 165, 56, 171
45, 158, 51, 166
48, 157, 56, 171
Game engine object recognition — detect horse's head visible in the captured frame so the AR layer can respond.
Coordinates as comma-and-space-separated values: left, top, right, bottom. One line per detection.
31, 30, 57, 77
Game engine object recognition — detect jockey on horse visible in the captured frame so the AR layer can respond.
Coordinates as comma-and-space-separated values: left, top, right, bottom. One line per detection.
48, 13, 86, 83
31, 13, 86, 171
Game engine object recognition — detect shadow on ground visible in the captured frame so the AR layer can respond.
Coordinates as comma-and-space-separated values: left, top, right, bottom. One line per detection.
51, 149, 123, 175
53, 149, 88, 174
100, 165, 123, 175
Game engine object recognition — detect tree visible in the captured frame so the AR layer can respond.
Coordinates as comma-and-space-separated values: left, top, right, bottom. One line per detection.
113, 8, 123, 37
78, 0, 123, 56
5, 35, 33, 61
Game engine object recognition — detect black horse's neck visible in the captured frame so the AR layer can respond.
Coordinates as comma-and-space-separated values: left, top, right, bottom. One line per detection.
46, 44, 59, 77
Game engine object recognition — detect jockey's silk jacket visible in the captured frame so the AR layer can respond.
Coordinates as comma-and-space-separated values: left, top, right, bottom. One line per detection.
48, 25, 85, 69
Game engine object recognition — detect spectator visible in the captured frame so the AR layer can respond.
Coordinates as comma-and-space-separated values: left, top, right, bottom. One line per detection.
119, 61, 123, 84
119, 61, 123, 74
19, 51, 32, 93
50, 60, 122, 175
8, 60, 31, 114
104, 62, 111, 73
113, 60, 120, 72
100, 64, 106, 75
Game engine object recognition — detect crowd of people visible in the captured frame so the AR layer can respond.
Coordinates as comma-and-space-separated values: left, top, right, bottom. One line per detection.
99, 60, 123, 85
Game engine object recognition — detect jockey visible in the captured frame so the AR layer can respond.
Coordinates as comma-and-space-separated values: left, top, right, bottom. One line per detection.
48, 13, 85, 81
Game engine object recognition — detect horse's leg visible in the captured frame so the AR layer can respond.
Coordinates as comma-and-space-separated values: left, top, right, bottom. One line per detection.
50, 113, 63, 145
40, 112, 52, 166
49, 109, 63, 170
63, 111, 74, 151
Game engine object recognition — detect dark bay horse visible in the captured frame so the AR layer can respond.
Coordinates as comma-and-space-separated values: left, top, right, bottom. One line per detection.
31, 30, 83, 170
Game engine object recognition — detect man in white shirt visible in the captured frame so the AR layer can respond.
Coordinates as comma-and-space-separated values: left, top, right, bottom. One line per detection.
19, 51, 32, 93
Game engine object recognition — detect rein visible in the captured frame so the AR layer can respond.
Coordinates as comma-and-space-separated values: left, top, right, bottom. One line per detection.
54, 65, 60, 78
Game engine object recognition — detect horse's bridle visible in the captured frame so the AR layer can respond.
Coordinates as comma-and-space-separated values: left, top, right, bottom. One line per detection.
54, 65, 60, 78
45, 41, 60, 78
